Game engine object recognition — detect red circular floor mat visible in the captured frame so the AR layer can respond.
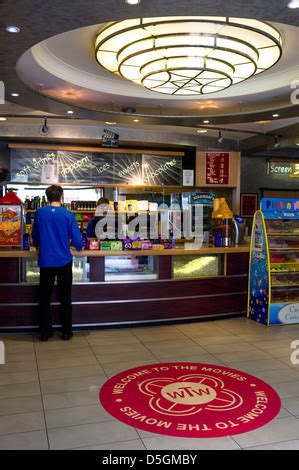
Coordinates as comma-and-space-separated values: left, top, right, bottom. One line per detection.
99, 362, 281, 438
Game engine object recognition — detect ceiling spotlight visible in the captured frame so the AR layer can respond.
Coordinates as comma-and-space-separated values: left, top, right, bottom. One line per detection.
274, 135, 280, 148
0, 117, 7, 121
11, 93, 19, 97
96, 16, 282, 96
67, 110, 74, 114
287, 0, 299, 8
125, 0, 141, 4
134, 119, 139, 122
296, 143, 299, 146
39, 117, 50, 136
203, 120, 210, 124
122, 107, 136, 113
272, 113, 280, 118
105, 121, 117, 125
5, 25, 20, 33
218, 130, 224, 144
197, 129, 207, 133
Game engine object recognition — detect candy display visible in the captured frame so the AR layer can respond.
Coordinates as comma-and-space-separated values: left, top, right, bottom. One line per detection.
249, 198, 299, 326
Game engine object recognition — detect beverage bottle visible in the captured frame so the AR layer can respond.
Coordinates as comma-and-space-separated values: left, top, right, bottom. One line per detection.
25, 196, 30, 210
22, 233, 30, 251
36, 196, 41, 208
81, 233, 88, 250
214, 231, 222, 247
30, 197, 35, 210
41, 196, 47, 207
25, 212, 31, 225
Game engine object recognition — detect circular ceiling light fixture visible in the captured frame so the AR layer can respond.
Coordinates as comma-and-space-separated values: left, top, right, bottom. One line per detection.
95, 16, 282, 96
125, 0, 141, 4
287, 1, 299, 8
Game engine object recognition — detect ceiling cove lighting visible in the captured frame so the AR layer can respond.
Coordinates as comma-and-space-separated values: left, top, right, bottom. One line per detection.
125, 0, 141, 4
95, 16, 282, 96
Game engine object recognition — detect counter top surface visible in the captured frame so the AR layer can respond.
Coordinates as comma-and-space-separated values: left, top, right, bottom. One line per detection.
0, 245, 249, 257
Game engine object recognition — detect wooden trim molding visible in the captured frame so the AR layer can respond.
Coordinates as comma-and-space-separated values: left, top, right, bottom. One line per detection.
8, 143, 184, 157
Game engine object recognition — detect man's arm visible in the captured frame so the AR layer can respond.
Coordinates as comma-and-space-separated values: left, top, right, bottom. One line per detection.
31, 210, 40, 247
71, 215, 83, 251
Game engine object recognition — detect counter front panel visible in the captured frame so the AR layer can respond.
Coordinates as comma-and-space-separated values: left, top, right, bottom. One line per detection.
0, 247, 249, 330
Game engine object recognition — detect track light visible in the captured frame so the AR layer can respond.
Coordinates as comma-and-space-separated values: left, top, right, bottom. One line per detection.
39, 117, 50, 136
274, 135, 280, 148
218, 130, 224, 144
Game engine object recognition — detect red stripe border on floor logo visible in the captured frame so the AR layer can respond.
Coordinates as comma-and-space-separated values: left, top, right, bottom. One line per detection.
99, 362, 281, 438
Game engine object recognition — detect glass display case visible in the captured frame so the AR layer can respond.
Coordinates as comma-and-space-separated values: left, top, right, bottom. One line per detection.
105, 256, 157, 281
173, 254, 223, 279
21, 257, 90, 283
248, 198, 299, 326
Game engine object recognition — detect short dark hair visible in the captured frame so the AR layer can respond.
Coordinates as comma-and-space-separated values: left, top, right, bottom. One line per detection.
46, 185, 63, 203
96, 197, 110, 206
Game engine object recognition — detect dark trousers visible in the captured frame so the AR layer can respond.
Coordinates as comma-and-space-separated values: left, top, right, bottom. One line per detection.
39, 261, 73, 336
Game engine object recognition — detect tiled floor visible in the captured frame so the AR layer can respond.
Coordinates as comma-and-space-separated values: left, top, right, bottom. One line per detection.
1, 317, 299, 450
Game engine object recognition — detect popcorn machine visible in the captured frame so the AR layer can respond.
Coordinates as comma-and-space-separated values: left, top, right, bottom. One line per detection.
0, 191, 23, 247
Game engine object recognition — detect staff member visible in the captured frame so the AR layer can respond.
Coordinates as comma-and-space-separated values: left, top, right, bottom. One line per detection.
86, 197, 110, 238
32, 185, 82, 341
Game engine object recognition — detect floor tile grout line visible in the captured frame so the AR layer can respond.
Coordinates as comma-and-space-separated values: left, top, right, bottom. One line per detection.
32, 333, 50, 450
236, 435, 299, 450
0, 426, 47, 438
81, 334, 110, 381
66, 436, 146, 451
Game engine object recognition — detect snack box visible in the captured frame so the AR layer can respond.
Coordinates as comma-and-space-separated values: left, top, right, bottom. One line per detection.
162, 239, 175, 250
141, 240, 153, 250
152, 243, 164, 250
123, 238, 142, 250
100, 241, 111, 251
88, 238, 100, 250
110, 241, 123, 251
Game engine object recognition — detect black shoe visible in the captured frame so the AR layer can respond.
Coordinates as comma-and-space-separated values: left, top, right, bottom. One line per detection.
40, 331, 53, 342
61, 332, 73, 341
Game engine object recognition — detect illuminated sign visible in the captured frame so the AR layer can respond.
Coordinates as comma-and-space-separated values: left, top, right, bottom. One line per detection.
267, 161, 299, 177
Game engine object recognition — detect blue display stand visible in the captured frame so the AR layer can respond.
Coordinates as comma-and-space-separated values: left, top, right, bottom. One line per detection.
248, 198, 299, 325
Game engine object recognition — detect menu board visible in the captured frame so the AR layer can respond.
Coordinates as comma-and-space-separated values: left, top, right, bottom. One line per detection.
10, 148, 57, 183
91, 153, 114, 184
142, 155, 182, 186
113, 153, 143, 185
205, 152, 230, 185
10, 148, 183, 186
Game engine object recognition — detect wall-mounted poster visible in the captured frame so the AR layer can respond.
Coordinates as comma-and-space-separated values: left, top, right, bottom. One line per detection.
240, 193, 258, 217
183, 169, 194, 186
205, 152, 230, 185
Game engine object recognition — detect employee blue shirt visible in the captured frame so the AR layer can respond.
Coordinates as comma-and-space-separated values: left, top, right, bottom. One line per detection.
32, 205, 82, 268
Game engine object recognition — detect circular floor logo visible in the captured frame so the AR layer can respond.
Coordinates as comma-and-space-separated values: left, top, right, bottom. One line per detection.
99, 362, 281, 438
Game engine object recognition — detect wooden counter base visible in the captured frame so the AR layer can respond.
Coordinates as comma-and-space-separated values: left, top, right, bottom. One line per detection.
0, 248, 250, 331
